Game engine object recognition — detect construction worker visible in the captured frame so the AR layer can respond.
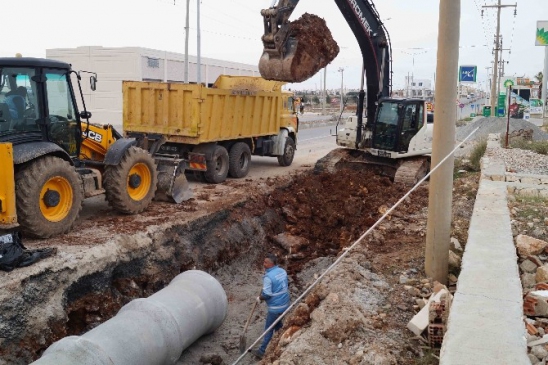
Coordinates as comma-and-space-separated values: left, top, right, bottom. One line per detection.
252, 253, 290, 359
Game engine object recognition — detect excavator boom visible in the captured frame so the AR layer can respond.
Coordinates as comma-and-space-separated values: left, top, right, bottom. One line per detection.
259, 0, 391, 127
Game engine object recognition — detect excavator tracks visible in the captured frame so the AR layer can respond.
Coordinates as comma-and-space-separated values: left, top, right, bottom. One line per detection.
393, 157, 430, 186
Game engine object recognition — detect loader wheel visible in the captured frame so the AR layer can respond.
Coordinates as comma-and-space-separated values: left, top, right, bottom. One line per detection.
15, 156, 83, 238
277, 136, 295, 167
204, 145, 229, 184
228, 142, 251, 178
104, 146, 157, 214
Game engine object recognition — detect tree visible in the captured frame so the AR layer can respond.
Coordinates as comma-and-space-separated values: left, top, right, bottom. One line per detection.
326, 95, 332, 104
312, 95, 320, 104
535, 72, 543, 99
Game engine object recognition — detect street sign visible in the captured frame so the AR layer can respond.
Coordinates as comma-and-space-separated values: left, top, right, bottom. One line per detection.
459, 65, 477, 83
536, 21, 548, 46
459, 103, 465, 109
504, 79, 515, 88
471, 104, 474, 108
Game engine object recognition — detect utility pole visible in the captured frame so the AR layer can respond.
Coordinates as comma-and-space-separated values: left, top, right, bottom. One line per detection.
544, 47, 548, 117
482, 1, 517, 116
184, 0, 190, 83
338, 67, 344, 113
322, 67, 327, 115
196, 0, 202, 84
425, 0, 460, 284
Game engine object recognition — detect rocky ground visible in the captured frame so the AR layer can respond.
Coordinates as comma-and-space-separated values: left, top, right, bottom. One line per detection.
2, 117, 547, 365
176, 155, 481, 365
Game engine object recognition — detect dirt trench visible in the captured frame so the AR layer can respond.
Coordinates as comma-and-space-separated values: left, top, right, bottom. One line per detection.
1, 154, 478, 365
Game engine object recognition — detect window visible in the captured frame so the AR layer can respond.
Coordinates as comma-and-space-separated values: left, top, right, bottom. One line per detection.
0, 67, 40, 135
147, 58, 160, 68
45, 69, 78, 157
419, 82, 423, 86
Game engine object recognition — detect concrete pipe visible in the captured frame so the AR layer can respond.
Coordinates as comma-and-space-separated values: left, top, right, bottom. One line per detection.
32, 270, 227, 365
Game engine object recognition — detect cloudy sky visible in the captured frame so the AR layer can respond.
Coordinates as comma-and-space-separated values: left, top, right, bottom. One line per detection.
4, 0, 547, 91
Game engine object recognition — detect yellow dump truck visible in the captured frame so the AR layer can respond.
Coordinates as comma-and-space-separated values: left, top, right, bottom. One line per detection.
123, 75, 299, 190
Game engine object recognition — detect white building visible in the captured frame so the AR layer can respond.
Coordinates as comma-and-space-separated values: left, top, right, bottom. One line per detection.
46, 46, 259, 128
404, 77, 433, 98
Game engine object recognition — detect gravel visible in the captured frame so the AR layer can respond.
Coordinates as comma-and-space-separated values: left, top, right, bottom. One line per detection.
489, 148, 548, 175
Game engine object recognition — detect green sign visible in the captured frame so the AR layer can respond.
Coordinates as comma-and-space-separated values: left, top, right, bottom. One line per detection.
537, 21, 548, 46
504, 79, 514, 88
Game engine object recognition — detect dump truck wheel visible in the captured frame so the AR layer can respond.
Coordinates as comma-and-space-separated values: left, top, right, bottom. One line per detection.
104, 146, 157, 214
228, 142, 251, 178
204, 145, 229, 184
15, 156, 83, 238
277, 136, 295, 167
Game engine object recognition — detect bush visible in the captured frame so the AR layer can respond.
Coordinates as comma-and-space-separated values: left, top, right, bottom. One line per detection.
509, 138, 548, 155
468, 139, 487, 171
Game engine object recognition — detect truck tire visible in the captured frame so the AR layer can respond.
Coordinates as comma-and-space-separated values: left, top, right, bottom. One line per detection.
104, 146, 157, 214
204, 145, 229, 184
15, 156, 83, 238
228, 142, 251, 178
277, 136, 295, 167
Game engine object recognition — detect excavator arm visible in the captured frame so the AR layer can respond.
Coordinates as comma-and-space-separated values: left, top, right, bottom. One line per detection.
259, 0, 392, 128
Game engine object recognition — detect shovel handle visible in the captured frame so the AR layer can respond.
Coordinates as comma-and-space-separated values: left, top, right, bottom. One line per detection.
243, 301, 258, 333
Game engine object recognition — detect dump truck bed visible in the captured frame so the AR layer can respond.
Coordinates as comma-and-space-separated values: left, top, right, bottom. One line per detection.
123, 75, 293, 145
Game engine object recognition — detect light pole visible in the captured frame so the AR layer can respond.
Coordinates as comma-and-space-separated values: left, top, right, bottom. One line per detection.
338, 67, 344, 113
401, 49, 428, 98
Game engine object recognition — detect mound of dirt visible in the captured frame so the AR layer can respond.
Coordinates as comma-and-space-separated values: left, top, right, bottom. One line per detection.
456, 117, 548, 142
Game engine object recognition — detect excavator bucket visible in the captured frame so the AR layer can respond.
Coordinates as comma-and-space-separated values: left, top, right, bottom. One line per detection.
259, 13, 339, 83
155, 164, 193, 204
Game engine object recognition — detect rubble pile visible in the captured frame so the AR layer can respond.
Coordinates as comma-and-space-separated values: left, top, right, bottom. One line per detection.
513, 206, 548, 363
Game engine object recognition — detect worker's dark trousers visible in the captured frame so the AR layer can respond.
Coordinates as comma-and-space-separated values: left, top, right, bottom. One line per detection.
259, 311, 283, 354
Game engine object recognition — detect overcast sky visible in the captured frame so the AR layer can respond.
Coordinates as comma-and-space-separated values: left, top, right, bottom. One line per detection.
4, 0, 547, 91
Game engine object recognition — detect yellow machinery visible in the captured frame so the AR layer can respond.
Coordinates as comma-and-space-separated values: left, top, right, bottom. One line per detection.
0, 143, 17, 229
123, 75, 298, 186
0, 57, 158, 238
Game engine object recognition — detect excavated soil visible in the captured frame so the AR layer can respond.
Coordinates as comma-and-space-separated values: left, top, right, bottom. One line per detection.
287, 13, 339, 83
0, 153, 480, 365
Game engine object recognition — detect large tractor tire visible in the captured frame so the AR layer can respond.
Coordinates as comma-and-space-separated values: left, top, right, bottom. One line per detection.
104, 146, 157, 214
15, 156, 84, 238
228, 142, 251, 178
204, 145, 229, 184
277, 136, 296, 167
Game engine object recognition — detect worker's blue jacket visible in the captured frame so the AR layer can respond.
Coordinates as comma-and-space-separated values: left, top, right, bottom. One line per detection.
261, 265, 290, 314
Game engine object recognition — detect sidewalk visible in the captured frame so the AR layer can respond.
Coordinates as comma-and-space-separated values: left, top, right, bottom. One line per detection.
439, 133, 548, 364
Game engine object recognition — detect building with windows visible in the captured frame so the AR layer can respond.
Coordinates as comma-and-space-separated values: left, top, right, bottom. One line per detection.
404, 77, 433, 99
46, 46, 259, 129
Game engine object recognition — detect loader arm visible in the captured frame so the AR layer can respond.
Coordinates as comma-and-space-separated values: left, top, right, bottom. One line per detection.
260, 0, 391, 128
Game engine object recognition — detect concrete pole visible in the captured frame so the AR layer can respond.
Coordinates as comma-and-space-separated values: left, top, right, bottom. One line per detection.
31, 271, 227, 365
425, 0, 460, 284
490, 0, 502, 116
543, 46, 548, 118
196, 0, 202, 84
184, 0, 190, 83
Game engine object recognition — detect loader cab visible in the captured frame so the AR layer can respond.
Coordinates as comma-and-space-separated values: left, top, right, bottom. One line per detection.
371, 98, 425, 154
0, 58, 94, 159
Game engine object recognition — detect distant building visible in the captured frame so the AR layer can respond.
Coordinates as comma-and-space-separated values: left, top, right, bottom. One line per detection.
46, 46, 259, 128
404, 77, 433, 98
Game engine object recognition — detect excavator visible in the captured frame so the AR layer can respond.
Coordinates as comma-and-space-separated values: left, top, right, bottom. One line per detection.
0, 57, 185, 238
259, 0, 433, 184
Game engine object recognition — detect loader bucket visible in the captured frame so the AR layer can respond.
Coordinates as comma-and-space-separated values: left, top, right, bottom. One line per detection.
155, 164, 193, 203
259, 13, 339, 83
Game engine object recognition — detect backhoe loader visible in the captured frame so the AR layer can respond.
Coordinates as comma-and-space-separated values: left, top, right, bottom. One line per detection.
0, 57, 184, 238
